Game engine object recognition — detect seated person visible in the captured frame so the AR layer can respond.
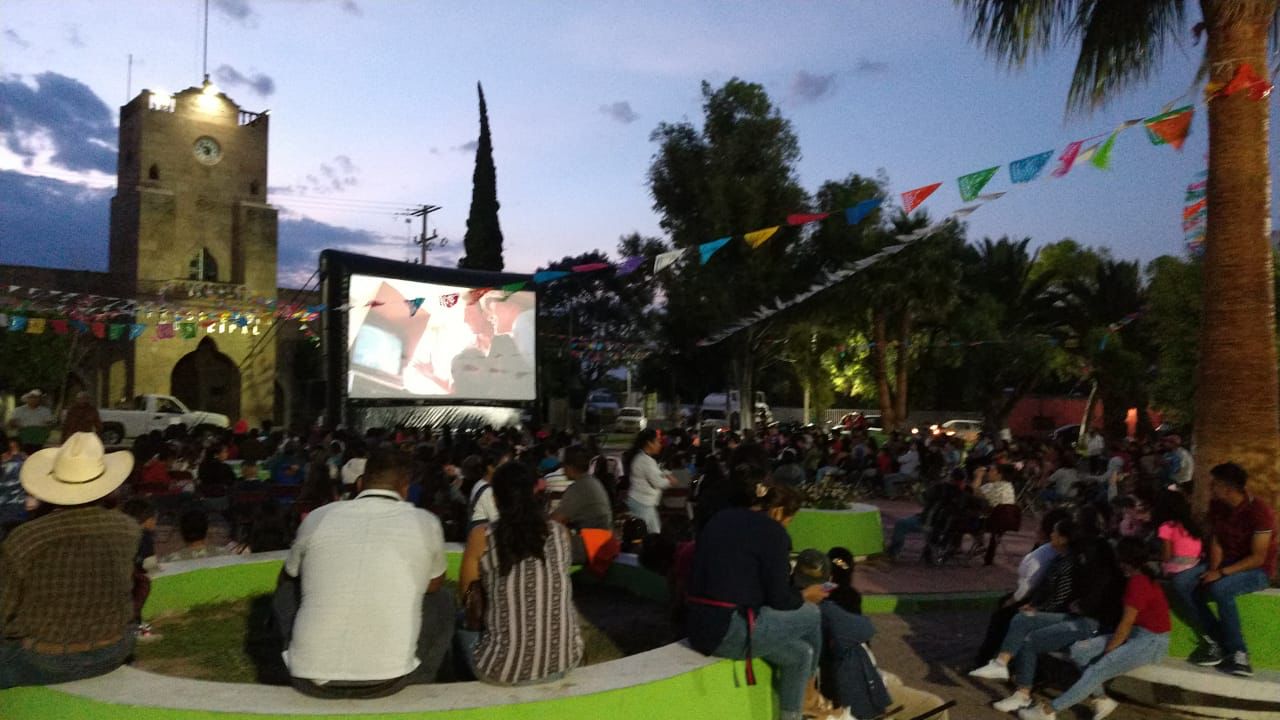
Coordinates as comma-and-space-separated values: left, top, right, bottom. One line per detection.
1170, 462, 1276, 677
826, 547, 862, 615
1016, 538, 1170, 720
458, 461, 582, 685
273, 448, 452, 698
885, 469, 965, 560
159, 508, 231, 563
793, 549, 890, 720
121, 498, 159, 639
137, 445, 174, 492
551, 446, 613, 531
0, 433, 138, 688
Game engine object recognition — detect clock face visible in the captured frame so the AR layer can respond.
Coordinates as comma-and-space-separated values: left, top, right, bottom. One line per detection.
193, 136, 222, 165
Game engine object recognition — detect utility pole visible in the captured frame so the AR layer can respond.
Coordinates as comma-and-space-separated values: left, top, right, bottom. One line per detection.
404, 204, 444, 264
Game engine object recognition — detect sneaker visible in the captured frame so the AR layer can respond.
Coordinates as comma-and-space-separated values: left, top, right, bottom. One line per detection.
993, 691, 1034, 713
1220, 651, 1253, 677
1091, 696, 1118, 720
1017, 705, 1056, 720
1187, 642, 1224, 667
969, 659, 1010, 680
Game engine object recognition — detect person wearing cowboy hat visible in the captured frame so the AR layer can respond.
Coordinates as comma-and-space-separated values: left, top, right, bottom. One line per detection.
0, 432, 139, 688
7, 390, 55, 454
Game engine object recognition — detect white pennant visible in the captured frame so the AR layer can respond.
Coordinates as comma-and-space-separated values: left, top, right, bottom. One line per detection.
653, 249, 685, 273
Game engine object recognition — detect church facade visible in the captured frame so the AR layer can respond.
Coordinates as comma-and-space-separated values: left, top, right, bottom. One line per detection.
0, 81, 317, 428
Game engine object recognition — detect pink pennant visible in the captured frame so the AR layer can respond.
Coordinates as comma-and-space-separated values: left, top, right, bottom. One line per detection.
785, 212, 831, 226
571, 262, 611, 273
900, 182, 942, 214
1051, 141, 1084, 177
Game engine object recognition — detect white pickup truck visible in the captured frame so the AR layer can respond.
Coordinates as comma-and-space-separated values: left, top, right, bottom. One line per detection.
99, 394, 231, 445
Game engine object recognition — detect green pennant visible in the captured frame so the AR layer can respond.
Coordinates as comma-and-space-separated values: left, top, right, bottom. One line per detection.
500, 281, 527, 299
1090, 132, 1118, 170
957, 166, 1000, 202
178, 321, 197, 339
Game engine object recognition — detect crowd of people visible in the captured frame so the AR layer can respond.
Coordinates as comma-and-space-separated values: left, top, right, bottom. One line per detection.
0, 405, 1275, 720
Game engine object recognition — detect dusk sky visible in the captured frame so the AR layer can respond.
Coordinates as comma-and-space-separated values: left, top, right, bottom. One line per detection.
2, 0, 1276, 287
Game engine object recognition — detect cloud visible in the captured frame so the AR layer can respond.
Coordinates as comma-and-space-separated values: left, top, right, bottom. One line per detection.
0, 72, 116, 174
854, 57, 889, 75
454, 140, 479, 153
66, 24, 86, 48
0, 171, 111, 270
4, 28, 29, 48
277, 216, 463, 287
275, 155, 360, 196
599, 100, 639, 124
789, 70, 836, 103
213, 64, 276, 97
212, 0, 254, 22
340, 0, 362, 16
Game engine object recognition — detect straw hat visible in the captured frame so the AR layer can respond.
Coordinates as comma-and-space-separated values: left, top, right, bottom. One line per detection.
20, 432, 133, 505
21, 389, 44, 401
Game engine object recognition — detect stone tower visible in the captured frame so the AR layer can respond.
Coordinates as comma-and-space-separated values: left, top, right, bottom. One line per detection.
108, 80, 278, 425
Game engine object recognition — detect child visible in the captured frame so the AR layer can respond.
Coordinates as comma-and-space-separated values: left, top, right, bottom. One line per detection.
1154, 490, 1204, 578
121, 497, 160, 640
826, 546, 862, 615
793, 549, 890, 720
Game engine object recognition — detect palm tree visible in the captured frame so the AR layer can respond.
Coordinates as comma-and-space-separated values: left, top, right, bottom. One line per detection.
958, 1, 1278, 515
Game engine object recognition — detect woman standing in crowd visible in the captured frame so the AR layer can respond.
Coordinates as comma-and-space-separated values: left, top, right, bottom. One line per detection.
623, 429, 674, 534
458, 461, 582, 686
685, 477, 829, 720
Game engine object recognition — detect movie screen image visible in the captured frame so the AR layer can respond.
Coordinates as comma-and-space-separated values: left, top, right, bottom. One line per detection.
345, 274, 536, 401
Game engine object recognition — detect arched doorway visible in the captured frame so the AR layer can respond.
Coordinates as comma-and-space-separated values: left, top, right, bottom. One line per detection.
171, 337, 241, 420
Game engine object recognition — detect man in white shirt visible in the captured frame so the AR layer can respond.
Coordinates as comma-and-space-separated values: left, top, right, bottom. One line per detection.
273, 448, 452, 698
7, 390, 54, 452
882, 442, 921, 498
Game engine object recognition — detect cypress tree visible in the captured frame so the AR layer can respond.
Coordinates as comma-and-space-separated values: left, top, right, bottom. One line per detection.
458, 82, 505, 271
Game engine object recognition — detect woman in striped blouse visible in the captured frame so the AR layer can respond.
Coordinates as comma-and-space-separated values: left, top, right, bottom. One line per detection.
458, 461, 583, 685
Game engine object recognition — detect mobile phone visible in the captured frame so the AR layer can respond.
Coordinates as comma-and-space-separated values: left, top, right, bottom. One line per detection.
821, 582, 837, 592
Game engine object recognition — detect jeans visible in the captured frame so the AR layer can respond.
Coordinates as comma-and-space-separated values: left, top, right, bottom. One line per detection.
886, 514, 925, 558
626, 497, 661, 534
974, 594, 1020, 667
711, 603, 822, 719
1051, 629, 1169, 711
272, 571, 455, 697
1000, 612, 1098, 689
0, 635, 134, 689
1169, 562, 1270, 654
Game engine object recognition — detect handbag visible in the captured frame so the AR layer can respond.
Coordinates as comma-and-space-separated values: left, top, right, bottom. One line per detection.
462, 580, 486, 631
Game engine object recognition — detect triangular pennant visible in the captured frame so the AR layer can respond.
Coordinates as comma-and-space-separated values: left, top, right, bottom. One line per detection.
8, 315, 27, 332
1090, 132, 1118, 170
1183, 199, 1208, 220
900, 182, 941, 214
26, 317, 46, 334
1051, 141, 1084, 177
699, 237, 732, 264
653, 248, 685, 272
1185, 187, 1206, 202
1144, 106, 1193, 150
843, 198, 883, 226
785, 212, 830, 226
71, 320, 90, 335
616, 256, 645, 276
956, 166, 999, 202
500, 281, 528, 295
1077, 144, 1098, 164
976, 192, 1007, 202
743, 226, 780, 248
1223, 63, 1266, 97
177, 321, 195, 339
407, 297, 425, 316
950, 205, 981, 219
51, 319, 69, 335
108, 323, 125, 340
92, 321, 107, 339
533, 270, 569, 284
1008, 151, 1053, 183
129, 323, 147, 340
571, 262, 611, 273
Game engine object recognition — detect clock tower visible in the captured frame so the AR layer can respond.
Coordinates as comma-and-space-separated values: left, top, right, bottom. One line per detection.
108, 79, 278, 425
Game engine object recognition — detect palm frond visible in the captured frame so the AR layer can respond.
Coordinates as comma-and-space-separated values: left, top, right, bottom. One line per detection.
1067, 0, 1188, 112
956, 0, 1082, 66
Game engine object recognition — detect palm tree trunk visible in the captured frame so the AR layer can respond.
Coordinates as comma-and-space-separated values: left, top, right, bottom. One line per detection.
1193, 2, 1278, 516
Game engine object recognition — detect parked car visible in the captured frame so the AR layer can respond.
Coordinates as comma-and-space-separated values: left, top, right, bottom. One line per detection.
933, 419, 983, 444
615, 407, 648, 433
99, 394, 231, 445
583, 388, 620, 430
701, 390, 773, 430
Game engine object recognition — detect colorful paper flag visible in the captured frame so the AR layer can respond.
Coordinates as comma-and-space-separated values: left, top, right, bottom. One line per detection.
178, 322, 195, 339
616, 256, 645, 276
51, 319, 69, 334
1144, 106, 1193, 150
699, 237, 731, 265
571, 262, 611, 273
533, 270, 569, 284
71, 320, 90, 335
129, 323, 147, 340
1009, 151, 1053, 183
743, 226, 780, 248
900, 183, 941, 214
844, 198, 883, 226
653, 248, 685, 272
500, 281, 527, 295
26, 317, 46, 334
976, 192, 1007, 202
108, 323, 125, 340
785, 212, 830, 226
1090, 132, 1118, 170
950, 205, 981, 219
8, 315, 27, 332
1222, 63, 1270, 100
91, 322, 106, 339
957, 166, 999, 202
1051, 141, 1084, 177
407, 297, 425, 316
1183, 199, 1207, 220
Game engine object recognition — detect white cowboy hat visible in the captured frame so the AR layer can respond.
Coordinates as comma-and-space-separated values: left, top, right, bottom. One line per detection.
21, 389, 44, 401
20, 432, 133, 505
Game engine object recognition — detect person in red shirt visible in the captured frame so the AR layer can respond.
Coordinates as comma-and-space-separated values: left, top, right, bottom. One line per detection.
1170, 462, 1277, 678
1016, 538, 1170, 720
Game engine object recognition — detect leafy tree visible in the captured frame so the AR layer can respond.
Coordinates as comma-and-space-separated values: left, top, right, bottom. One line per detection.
1146, 255, 1202, 426
958, 0, 1279, 524
647, 79, 809, 428
0, 330, 74, 402
458, 83, 505, 271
